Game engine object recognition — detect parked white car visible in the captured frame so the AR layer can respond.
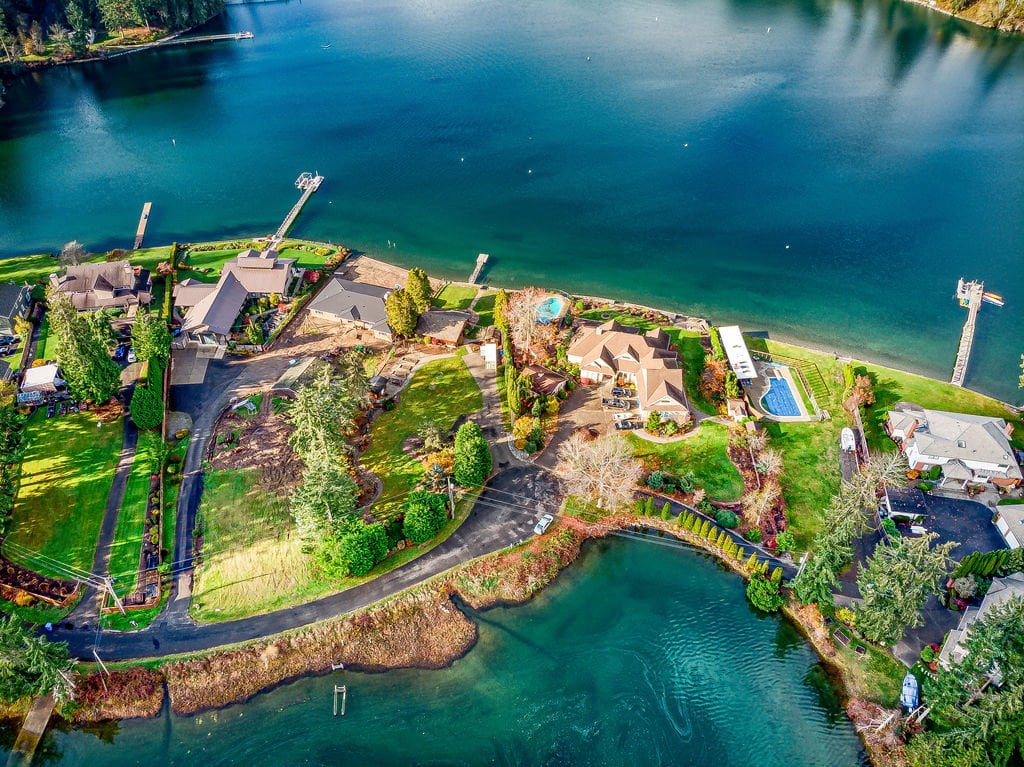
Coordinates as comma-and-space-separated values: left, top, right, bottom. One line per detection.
613, 412, 635, 422
127, 349, 137, 364
534, 513, 554, 535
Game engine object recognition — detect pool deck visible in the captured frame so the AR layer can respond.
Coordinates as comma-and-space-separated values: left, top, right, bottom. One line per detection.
534, 293, 570, 324
744, 361, 818, 423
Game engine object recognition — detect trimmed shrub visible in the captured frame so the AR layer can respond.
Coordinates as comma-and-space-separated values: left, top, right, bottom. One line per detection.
698, 520, 712, 538
714, 509, 739, 528
130, 385, 163, 430
646, 470, 665, 491
402, 491, 449, 544
775, 531, 797, 554
660, 502, 672, 521
644, 497, 655, 516
746, 573, 783, 612
745, 528, 763, 544
745, 553, 759, 571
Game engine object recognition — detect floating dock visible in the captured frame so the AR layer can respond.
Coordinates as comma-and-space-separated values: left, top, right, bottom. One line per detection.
950, 278, 984, 387
270, 173, 324, 246
468, 253, 489, 284
133, 202, 152, 249
6, 693, 55, 767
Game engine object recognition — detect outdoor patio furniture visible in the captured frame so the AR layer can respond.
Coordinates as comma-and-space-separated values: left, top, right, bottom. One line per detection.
833, 629, 851, 647
855, 645, 867, 658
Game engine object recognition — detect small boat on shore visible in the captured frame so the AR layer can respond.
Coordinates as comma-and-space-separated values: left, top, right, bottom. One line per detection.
982, 292, 1005, 307
900, 672, 919, 711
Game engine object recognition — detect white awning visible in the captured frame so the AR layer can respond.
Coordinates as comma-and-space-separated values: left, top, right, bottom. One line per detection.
719, 326, 758, 380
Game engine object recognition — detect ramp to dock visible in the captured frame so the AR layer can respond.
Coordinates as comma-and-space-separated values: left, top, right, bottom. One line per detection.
6, 694, 55, 767
271, 173, 323, 246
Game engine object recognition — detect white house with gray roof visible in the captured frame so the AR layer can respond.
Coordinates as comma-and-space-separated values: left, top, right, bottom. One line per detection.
886, 402, 1022, 489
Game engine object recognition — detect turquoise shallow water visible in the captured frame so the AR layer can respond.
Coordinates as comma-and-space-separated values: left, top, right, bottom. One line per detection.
4, 541, 867, 766
0, 0, 1022, 401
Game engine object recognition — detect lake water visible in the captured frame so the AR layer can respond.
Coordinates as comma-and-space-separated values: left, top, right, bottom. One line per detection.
0, 0, 1022, 402
5, 541, 867, 766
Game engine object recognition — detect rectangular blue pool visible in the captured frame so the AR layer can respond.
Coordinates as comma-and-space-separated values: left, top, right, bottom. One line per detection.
760, 376, 801, 417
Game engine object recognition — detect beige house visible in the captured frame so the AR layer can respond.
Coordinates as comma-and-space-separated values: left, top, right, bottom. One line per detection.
567, 320, 689, 422
50, 261, 152, 313
174, 249, 299, 357
939, 572, 1024, 680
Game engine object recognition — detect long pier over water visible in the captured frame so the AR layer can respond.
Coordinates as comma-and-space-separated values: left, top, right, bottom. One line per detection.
950, 278, 983, 387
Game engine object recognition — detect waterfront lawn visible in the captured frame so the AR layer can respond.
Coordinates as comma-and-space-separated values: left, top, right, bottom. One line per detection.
854, 360, 1024, 453
0, 253, 60, 286
191, 470, 481, 623
4, 412, 123, 577
360, 356, 483, 518
108, 431, 162, 597
626, 424, 744, 502
36, 316, 60, 362
764, 419, 842, 549
433, 284, 478, 311
473, 292, 497, 327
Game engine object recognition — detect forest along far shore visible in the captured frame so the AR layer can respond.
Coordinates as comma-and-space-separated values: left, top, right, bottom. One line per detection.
0, 0, 1022, 83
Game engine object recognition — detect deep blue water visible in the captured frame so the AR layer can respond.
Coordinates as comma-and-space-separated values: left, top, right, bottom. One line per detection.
0, 0, 1022, 401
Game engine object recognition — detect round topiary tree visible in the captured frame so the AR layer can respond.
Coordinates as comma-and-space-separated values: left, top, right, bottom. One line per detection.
715, 509, 739, 528
402, 491, 448, 544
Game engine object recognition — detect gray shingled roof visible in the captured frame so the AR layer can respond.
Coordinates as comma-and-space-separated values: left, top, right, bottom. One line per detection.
0, 283, 28, 319
307, 277, 393, 338
182, 272, 248, 336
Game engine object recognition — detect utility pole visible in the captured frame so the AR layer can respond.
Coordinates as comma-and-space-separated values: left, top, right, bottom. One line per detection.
103, 577, 127, 616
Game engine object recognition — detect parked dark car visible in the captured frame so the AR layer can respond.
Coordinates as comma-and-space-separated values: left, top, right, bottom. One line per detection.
614, 420, 641, 431
113, 344, 128, 362
0, 336, 17, 346
611, 387, 635, 397
602, 398, 629, 409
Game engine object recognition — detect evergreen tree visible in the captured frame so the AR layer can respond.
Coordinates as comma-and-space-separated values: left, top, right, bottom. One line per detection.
46, 288, 121, 403
746, 573, 784, 613
453, 421, 491, 487
0, 616, 76, 704
855, 533, 956, 645
289, 450, 359, 566
130, 309, 171, 364
494, 289, 509, 334
288, 365, 366, 460
402, 490, 448, 544
406, 268, 432, 314
129, 384, 162, 429
337, 522, 388, 576
384, 287, 419, 337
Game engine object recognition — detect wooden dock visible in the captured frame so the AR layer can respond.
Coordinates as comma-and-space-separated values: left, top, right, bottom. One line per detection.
161, 31, 253, 47
6, 694, 55, 767
950, 278, 984, 387
468, 253, 489, 284
271, 173, 323, 246
133, 202, 152, 250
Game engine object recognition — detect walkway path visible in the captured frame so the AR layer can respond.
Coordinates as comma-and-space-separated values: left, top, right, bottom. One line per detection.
65, 416, 139, 630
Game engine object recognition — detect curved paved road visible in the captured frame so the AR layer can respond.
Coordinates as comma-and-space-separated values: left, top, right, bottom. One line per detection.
55, 466, 555, 659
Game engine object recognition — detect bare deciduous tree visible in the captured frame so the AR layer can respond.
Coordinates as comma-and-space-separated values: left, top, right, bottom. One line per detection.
59, 240, 86, 266
504, 287, 544, 359
556, 432, 643, 511
755, 448, 784, 477
743, 482, 780, 528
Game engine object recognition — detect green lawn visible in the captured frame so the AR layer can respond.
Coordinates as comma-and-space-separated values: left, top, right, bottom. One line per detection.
4, 413, 124, 578
855, 359, 1024, 453
182, 241, 337, 285
191, 468, 481, 623
0, 247, 173, 288
432, 284, 478, 311
473, 292, 497, 327
36, 316, 59, 362
360, 356, 483, 518
108, 431, 162, 597
626, 423, 744, 502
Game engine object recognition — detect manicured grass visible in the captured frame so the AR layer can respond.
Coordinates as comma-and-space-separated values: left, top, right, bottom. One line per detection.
432, 284, 478, 311
0, 247, 173, 288
5, 412, 124, 578
37, 316, 60, 362
182, 241, 337, 285
473, 292, 497, 327
764, 419, 842, 549
108, 431, 162, 597
855, 359, 1024, 453
626, 423, 744, 502
191, 469, 481, 623
361, 356, 483, 518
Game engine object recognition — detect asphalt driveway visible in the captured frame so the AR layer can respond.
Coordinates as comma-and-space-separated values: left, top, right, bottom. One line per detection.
904, 494, 1005, 557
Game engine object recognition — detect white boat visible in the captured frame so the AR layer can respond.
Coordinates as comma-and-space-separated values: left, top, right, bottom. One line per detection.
900, 672, 919, 710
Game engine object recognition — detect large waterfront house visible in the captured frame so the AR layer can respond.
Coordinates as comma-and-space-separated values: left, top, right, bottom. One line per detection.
305, 276, 393, 340
567, 319, 689, 422
50, 261, 152, 313
939, 572, 1024, 678
173, 248, 299, 357
886, 403, 1022, 489
0, 282, 31, 336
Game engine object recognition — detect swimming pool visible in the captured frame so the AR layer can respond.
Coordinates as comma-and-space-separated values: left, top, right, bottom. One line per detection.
535, 295, 567, 323
761, 376, 801, 417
